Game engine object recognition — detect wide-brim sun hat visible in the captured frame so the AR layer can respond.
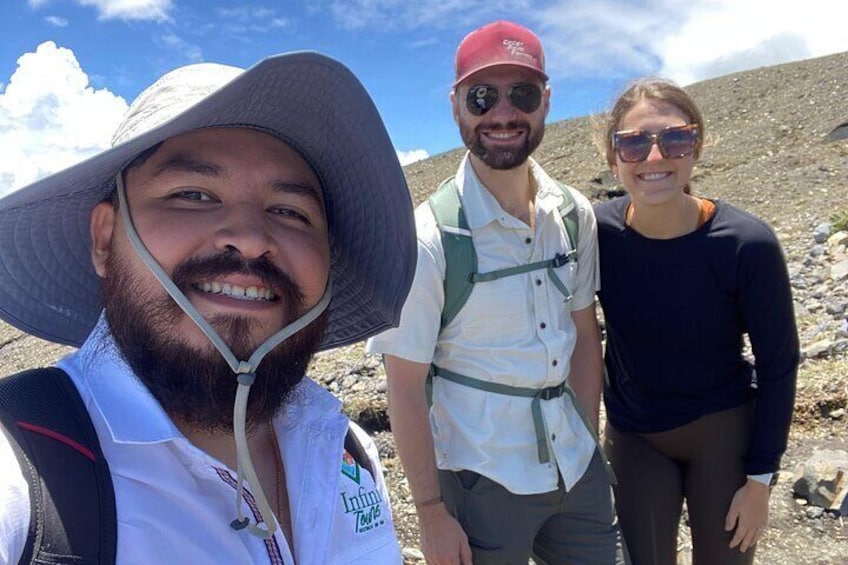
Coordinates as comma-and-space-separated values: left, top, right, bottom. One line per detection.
0, 51, 416, 350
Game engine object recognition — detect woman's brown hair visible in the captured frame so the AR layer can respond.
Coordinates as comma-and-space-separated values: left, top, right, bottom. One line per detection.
600, 78, 706, 195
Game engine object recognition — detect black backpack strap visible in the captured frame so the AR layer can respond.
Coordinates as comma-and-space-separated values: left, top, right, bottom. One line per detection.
0, 368, 116, 565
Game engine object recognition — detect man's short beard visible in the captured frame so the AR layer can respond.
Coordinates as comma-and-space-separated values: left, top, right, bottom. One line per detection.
101, 248, 328, 433
461, 119, 545, 170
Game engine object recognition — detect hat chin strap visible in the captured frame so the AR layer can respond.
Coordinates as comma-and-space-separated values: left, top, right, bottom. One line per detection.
116, 173, 332, 539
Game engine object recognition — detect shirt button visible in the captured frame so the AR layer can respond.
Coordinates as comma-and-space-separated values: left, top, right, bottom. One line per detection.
540, 322, 546, 329
551, 434, 557, 441
535, 279, 542, 286
525, 237, 532, 244
552, 360, 558, 367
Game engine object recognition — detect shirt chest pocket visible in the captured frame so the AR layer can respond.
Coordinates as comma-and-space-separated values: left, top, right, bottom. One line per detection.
456, 261, 577, 347
457, 271, 541, 344
551, 259, 578, 304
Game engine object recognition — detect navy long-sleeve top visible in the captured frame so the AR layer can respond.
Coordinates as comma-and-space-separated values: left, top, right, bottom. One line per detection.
595, 196, 799, 474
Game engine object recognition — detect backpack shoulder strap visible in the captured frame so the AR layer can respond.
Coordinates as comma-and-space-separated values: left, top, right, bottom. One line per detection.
554, 180, 580, 255
0, 367, 116, 565
428, 176, 477, 329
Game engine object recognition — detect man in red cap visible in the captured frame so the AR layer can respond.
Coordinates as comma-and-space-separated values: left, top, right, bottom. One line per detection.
368, 20, 628, 565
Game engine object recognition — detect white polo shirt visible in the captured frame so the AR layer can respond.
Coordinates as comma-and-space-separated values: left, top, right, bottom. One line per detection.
367, 154, 600, 495
0, 319, 401, 564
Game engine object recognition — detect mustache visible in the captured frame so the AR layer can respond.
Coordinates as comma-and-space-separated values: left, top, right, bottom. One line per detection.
170, 252, 304, 311
476, 120, 531, 133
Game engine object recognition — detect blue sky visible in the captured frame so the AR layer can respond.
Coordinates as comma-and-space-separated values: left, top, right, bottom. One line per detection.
1, 0, 847, 196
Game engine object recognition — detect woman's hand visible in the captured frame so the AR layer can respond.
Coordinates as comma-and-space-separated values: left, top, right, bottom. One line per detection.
725, 478, 771, 552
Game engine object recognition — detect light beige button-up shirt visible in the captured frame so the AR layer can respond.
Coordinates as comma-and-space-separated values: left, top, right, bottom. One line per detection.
367, 154, 600, 494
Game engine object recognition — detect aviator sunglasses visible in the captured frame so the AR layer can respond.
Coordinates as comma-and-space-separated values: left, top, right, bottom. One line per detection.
612, 124, 699, 163
465, 82, 543, 116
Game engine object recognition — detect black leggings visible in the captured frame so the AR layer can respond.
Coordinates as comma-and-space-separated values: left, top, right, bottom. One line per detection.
604, 402, 755, 565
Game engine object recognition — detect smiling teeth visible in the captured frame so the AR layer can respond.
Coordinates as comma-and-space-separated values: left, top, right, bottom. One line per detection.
641, 172, 670, 180
198, 282, 274, 301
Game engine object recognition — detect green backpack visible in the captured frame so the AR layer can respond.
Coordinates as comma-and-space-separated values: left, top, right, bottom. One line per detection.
427, 175, 580, 329
424, 176, 582, 466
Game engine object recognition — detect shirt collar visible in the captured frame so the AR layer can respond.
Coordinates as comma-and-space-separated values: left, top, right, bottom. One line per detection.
58, 315, 343, 445
455, 153, 565, 230
528, 159, 566, 206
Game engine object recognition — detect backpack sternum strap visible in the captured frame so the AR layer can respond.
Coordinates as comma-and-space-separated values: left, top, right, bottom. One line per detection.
472, 251, 575, 302
432, 365, 565, 465
428, 176, 581, 329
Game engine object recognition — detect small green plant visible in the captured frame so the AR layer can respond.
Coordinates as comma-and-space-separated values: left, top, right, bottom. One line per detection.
831, 209, 848, 233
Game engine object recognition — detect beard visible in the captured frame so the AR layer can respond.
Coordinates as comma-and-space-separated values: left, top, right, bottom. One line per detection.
101, 249, 329, 433
460, 118, 545, 170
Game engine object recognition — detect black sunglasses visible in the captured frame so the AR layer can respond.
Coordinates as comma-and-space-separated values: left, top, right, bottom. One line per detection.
465, 82, 543, 116
612, 124, 699, 163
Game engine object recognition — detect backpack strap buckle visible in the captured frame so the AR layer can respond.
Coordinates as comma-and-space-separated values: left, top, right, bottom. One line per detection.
538, 382, 566, 401
551, 252, 569, 268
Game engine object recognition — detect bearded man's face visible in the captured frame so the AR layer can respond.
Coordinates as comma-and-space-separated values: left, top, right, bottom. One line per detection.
453, 66, 548, 170
90, 128, 331, 431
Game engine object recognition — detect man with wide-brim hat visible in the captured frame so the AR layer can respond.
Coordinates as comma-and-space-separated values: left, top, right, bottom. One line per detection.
0, 51, 415, 563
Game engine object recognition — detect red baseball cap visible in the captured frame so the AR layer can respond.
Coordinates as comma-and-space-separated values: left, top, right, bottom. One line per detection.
454, 20, 548, 87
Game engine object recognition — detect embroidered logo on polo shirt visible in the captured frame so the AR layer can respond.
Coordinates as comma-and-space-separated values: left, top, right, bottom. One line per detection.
340, 485, 386, 534
341, 450, 360, 484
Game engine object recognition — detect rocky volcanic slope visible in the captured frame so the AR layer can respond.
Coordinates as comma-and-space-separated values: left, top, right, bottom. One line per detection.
1, 51, 846, 564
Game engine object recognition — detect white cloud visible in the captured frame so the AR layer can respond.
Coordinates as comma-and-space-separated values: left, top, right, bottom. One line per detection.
160, 33, 203, 62
535, 0, 848, 86
536, 1, 664, 79
397, 149, 429, 166
326, 0, 534, 31
45, 15, 69, 26
0, 41, 128, 197
77, 0, 173, 22
215, 6, 291, 33
655, 0, 848, 85
306, 1, 848, 88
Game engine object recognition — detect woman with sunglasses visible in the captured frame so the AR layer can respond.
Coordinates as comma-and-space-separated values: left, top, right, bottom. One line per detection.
593, 78, 799, 565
